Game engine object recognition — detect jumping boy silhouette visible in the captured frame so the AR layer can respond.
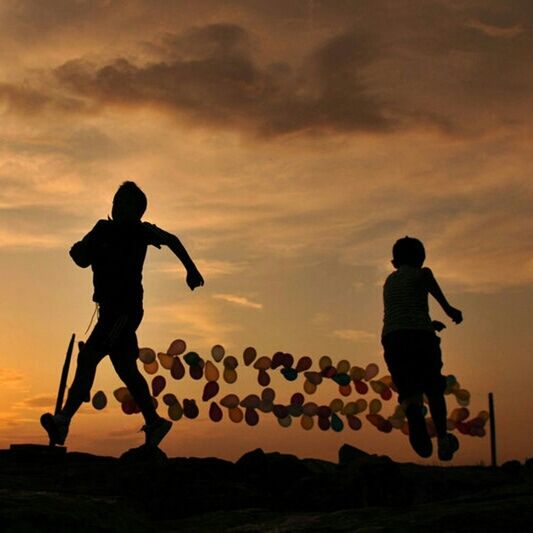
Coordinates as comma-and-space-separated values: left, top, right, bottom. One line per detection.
382, 236, 462, 460
41, 181, 204, 448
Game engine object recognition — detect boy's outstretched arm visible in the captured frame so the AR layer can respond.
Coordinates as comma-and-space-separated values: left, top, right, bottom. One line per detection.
422, 267, 463, 324
144, 223, 204, 290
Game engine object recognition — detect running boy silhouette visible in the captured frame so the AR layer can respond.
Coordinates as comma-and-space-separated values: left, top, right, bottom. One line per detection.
41, 182, 204, 448
382, 236, 462, 460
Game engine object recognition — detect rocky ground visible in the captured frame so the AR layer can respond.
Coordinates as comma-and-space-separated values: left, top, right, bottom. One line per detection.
0, 444, 531, 532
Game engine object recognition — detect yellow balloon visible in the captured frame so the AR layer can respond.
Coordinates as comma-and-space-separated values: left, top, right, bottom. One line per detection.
138, 347, 156, 364
319, 355, 332, 371
370, 380, 386, 394
223, 368, 238, 384
304, 380, 317, 394
253, 356, 272, 370
355, 398, 368, 414
336, 360, 350, 374
157, 352, 175, 370
143, 360, 159, 375
220, 394, 240, 408
168, 402, 183, 421
301, 415, 314, 430
205, 361, 220, 382
330, 399, 344, 412
229, 406, 244, 423
211, 344, 225, 362
278, 416, 292, 428
369, 399, 382, 414
113, 387, 132, 403
342, 402, 358, 415
350, 366, 365, 382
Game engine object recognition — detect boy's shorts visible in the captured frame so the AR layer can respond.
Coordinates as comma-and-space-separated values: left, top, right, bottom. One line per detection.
85, 304, 143, 357
381, 329, 446, 404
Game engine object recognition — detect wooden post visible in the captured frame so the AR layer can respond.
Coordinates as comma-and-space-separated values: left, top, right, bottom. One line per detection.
54, 333, 76, 417
488, 392, 497, 467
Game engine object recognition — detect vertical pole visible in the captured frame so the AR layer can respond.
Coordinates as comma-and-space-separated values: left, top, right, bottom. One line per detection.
54, 333, 76, 416
488, 392, 497, 468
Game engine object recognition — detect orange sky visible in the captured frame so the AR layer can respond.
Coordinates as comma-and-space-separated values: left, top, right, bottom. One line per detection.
0, 0, 531, 465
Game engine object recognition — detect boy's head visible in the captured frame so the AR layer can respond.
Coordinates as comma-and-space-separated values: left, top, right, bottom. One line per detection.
392, 236, 425, 268
112, 181, 147, 222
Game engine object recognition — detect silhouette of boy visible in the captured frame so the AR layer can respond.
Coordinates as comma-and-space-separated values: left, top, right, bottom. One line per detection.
382, 236, 462, 460
41, 181, 204, 448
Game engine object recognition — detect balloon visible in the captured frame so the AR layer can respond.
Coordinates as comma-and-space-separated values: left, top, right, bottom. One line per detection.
381, 388, 393, 401
92, 391, 107, 410
379, 375, 393, 387
167, 339, 186, 356
350, 366, 365, 382
162, 393, 178, 406
261, 388, 275, 403
379, 419, 393, 433
211, 344, 225, 362
157, 352, 174, 370
138, 348, 156, 364
366, 414, 382, 427
318, 417, 330, 431
451, 407, 469, 422
393, 405, 405, 418
336, 360, 351, 374
288, 404, 303, 417
319, 356, 332, 371
243, 346, 257, 366
295, 356, 312, 373
281, 353, 294, 368
202, 381, 219, 401
369, 399, 382, 415
168, 402, 183, 421
446, 419, 456, 431
332, 373, 350, 386
304, 372, 322, 385
143, 360, 159, 375
426, 420, 436, 438
355, 381, 369, 394
302, 402, 318, 416
342, 402, 357, 416
291, 393, 305, 405
370, 380, 386, 394
321, 366, 337, 378
329, 398, 344, 413
278, 416, 292, 428
339, 385, 352, 397
229, 406, 244, 423
220, 394, 240, 408
331, 413, 344, 432
241, 394, 261, 409
355, 398, 368, 413
301, 415, 314, 430
456, 421, 470, 435
245, 407, 259, 426
113, 387, 132, 403
364, 363, 379, 381
223, 355, 238, 369
258, 400, 273, 413
273, 404, 289, 419
223, 368, 238, 384
401, 420, 410, 435
183, 399, 199, 419
205, 361, 220, 382
478, 410, 490, 422
347, 415, 362, 431
209, 402, 223, 422
122, 399, 138, 415
189, 365, 204, 380
151, 375, 166, 397
184, 351, 200, 366
281, 368, 298, 381
170, 357, 185, 380
271, 352, 284, 369
303, 380, 317, 394
257, 369, 270, 386
317, 405, 331, 418
389, 417, 404, 429
253, 356, 272, 370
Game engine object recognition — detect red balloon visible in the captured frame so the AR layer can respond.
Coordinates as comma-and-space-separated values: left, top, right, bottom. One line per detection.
271, 352, 284, 369
151, 375, 166, 397
321, 366, 337, 378
318, 417, 330, 431
171, 357, 185, 380
281, 353, 294, 368
245, 408, 259, 426
258, 369, 270, 386
355, 381, 369, 394
121, 399, 138, 415
347, 415, 362, 430
317, 405, 331, 418
381, 388, 393, 401
272, 404, 289, 419
339, 384, 352, 397
291, 393, 305, 405
295, 356, 312, 373
209, 402, 223, 422
202, 381, 220, 402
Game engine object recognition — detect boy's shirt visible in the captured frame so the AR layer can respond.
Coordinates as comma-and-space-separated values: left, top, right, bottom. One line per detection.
382, 265, 434, 337
70, 219, 163, 308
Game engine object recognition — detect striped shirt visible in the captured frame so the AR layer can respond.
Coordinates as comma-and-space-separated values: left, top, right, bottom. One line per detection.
382, 265, 434, 337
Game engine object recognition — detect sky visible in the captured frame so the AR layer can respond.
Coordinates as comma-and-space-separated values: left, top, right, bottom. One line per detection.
0, 0, 531, 465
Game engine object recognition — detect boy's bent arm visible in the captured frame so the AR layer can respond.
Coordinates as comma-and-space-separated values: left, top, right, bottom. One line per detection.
422, 268, 463, 324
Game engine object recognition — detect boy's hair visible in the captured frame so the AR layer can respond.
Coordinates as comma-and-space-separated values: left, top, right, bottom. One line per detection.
392, 236, 425, 268
113, 181, 147, 219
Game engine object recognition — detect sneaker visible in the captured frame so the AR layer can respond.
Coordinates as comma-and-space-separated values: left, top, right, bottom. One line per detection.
142, 417, 172, 448
40, 413, 69, 446
438, 433, 459, 461
405, 404, 433, 458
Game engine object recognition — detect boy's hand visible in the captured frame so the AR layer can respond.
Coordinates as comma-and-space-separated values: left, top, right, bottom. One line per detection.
445, 306, 463, 324
432, 320, 446, 332
186, 268, 204, 291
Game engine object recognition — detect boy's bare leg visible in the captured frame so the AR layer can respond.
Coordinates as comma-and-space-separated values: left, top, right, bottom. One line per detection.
426, 393, 447, 439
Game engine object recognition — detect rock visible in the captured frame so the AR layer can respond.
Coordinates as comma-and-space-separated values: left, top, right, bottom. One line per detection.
338, 444, 371, 465
119, 444, 168, 463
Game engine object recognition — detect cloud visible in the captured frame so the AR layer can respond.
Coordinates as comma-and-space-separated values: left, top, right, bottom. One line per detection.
213, 293, 263, 309
333, 329, 375, 343
0, 368, 25, 390
15, 394, 56, 410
